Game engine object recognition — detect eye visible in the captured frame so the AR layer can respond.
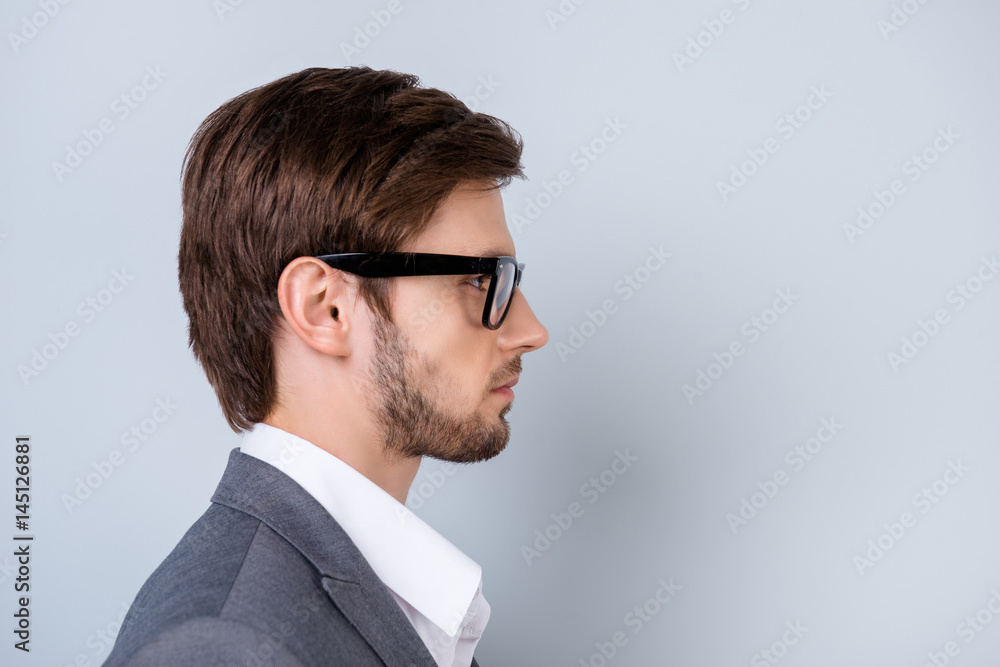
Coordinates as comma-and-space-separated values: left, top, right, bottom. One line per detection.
466, 274, 491, 292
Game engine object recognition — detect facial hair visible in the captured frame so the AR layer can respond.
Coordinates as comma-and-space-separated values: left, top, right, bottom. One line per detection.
364, 310, 521, 464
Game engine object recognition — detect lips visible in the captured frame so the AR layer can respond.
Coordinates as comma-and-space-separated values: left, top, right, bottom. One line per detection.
493, 375, 519, 391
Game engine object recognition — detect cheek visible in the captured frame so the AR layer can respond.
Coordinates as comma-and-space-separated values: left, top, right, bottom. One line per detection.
418, 322, 479, 377
393, 280, 468, 333
393, 282, 496, 391
432, 334, 497, 404
397, 281, 484, 339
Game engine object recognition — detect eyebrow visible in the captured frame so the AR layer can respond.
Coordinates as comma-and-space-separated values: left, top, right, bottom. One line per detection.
474, 247, 516, 258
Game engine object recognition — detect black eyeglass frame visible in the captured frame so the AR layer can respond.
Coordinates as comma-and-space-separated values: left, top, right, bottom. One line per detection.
314, 252, 524, 330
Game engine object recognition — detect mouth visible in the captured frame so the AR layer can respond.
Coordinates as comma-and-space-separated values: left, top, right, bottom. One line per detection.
493, 375, 519, 390
490, 375, 519, 399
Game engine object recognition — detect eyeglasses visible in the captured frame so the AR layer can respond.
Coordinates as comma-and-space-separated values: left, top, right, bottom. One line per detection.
315, 252, 524, 330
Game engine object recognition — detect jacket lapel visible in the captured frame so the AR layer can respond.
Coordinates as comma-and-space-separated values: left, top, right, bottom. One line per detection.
321, 575, 439, 667
212, 449, 438, 667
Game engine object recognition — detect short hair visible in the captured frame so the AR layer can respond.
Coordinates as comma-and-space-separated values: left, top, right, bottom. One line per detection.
178, 66, 525, 433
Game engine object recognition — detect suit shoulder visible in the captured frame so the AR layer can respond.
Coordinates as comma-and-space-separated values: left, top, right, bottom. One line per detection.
104, 616, 307, 666
131, 502, 263, 616
106, 503, 266, 663
107, 502, 353, 665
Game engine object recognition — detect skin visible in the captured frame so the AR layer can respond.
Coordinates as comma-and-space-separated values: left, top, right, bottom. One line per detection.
266, 180, 549, 504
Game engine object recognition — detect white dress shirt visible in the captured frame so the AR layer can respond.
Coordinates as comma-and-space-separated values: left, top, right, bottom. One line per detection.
240, 423, 490, 667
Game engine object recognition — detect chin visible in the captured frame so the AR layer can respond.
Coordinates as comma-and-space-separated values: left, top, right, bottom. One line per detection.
439, 431, 510, 464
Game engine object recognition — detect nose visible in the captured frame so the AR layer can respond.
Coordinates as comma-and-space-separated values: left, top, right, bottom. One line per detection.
498, 288, 548, 352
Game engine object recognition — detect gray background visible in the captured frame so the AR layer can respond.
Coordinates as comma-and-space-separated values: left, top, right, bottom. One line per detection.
2, 0, 999, 665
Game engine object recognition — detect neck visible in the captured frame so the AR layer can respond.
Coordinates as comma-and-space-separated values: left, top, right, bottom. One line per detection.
263, 410, 421, 505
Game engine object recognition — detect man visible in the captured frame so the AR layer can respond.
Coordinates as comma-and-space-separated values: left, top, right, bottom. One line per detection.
103, 66, 548, 666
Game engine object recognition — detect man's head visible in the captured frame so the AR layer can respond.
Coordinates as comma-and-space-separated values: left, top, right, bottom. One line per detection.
178, 67, 548, 466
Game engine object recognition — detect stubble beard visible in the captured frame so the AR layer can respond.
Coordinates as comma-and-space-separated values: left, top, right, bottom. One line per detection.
364, 311, 516, 464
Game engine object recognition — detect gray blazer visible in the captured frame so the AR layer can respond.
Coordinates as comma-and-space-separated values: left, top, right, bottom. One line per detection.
103, 448, 482, 666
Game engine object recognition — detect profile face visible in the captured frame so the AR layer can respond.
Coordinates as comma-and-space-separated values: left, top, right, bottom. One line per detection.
361, 181, 549, 463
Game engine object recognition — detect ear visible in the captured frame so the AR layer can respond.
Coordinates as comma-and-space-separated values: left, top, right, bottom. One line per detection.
276, 257, 354, 357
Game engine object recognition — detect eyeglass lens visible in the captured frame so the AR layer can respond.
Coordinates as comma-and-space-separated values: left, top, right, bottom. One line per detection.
489, 260, 516, 327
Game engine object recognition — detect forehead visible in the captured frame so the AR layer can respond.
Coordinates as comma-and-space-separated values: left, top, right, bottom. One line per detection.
405, 182, 516, 257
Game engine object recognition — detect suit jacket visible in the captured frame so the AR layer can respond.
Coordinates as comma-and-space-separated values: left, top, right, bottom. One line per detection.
104, 448, 482, 666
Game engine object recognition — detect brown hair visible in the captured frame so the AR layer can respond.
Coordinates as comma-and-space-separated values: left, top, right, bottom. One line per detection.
178, 66, 524, 432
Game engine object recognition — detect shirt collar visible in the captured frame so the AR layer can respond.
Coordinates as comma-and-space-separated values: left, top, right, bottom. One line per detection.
239, 422, 483, 637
